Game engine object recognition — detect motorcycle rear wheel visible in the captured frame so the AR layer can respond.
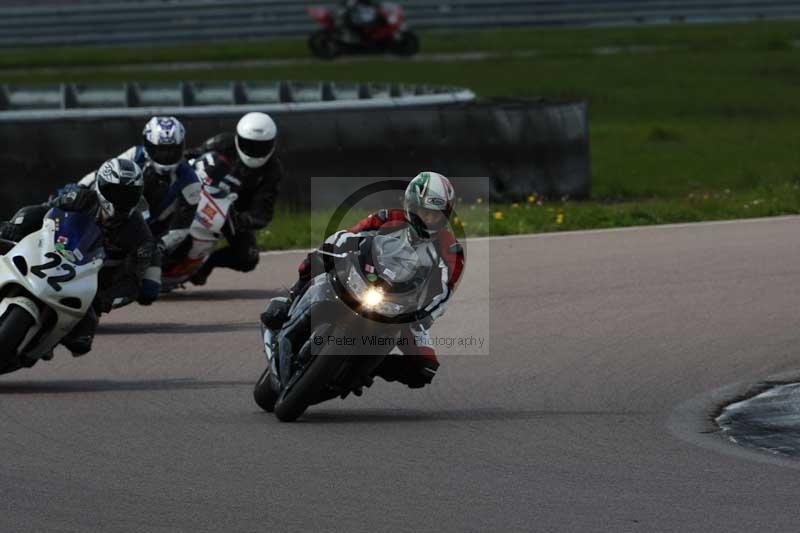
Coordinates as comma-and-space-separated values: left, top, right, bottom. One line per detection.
308, 30, 341, 60
0, 305, 35, 369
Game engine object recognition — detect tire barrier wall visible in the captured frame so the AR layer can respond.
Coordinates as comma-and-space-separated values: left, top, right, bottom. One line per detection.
3, 0, 800, 47
0, 98, 589, 219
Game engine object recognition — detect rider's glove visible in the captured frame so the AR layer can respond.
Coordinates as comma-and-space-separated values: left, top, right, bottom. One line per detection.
53, 188, 98, 213
51, 182, 83, 202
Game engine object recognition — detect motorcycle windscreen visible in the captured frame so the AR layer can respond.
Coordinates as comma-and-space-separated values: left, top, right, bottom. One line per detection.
45, 208, 105, 265
367, 232, 437, 312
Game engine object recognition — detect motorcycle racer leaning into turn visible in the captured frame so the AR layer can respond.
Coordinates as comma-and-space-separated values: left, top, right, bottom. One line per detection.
77, 116, 202, 255
263, 171, 464, 389
185, 112, 284, 286
0, 158, 157, 357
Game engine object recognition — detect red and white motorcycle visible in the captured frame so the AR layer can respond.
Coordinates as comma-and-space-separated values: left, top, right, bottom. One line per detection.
158, 160, 239, 292
307, 2, 419, 59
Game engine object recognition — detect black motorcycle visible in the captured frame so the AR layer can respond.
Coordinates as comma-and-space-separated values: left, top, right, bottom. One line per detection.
254, 230, 435, 422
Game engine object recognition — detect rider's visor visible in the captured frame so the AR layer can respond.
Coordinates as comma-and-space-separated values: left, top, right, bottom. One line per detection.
237, 137, 275, 158
96, 183, 141, 217
144, 140, 184, 167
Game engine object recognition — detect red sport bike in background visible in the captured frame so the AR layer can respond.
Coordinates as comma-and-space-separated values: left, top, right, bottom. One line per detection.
307, 3, 419, 59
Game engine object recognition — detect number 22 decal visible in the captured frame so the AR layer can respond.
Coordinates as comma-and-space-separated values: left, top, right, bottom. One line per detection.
31, 252, 77, 292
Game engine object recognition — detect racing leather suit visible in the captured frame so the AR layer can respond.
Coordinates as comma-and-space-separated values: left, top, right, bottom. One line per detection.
0, 188, 158, 355
187, 133, 283, 281
292, 208, 464, 388
80, 145, 202, 243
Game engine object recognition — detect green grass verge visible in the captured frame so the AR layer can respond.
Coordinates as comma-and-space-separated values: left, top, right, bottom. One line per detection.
258, 180, 800, 250
3, 21, 799, 69
5, 21, 800, 248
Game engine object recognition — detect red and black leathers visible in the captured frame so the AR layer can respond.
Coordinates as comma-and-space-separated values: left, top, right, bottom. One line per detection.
293, 208, 464, 388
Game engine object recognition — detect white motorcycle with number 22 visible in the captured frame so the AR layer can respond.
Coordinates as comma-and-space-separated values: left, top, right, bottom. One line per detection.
0, 208, 104, 374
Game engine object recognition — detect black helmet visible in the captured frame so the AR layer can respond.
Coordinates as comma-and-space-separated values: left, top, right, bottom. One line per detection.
94, 158, 144, 219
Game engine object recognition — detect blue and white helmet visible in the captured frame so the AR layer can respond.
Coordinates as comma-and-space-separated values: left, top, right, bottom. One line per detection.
142, 116, 186, 173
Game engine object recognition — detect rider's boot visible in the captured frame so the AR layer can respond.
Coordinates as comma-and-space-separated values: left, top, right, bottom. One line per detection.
62, 335, 94, 357
61, 309, 97, 357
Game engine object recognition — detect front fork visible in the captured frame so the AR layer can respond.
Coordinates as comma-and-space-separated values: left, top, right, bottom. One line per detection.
261, 325, 280, 380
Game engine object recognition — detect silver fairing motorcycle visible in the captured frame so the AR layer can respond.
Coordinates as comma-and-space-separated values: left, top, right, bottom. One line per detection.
254, 231, 436, 422
0, 208, 104, 373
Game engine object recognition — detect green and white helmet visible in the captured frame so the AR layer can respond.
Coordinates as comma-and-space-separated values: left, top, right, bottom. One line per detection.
404, 171, 455, 238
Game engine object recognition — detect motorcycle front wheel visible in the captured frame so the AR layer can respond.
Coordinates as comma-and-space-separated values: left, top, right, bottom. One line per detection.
308, 30, 342, 60
253, 366, 280, 413
0, 305, 35, 370
274, 330, 349, 422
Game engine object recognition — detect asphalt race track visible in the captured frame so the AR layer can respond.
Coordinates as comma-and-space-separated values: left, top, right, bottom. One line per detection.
2, 217, 800, 532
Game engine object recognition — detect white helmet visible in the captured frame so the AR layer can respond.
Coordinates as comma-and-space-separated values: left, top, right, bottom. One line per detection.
235, 112, 278, 169
404, 171, 455, 239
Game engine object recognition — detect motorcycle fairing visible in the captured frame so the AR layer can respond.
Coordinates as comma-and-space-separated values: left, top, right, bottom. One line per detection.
162, 184, 237, 286
0, 209, 103, 359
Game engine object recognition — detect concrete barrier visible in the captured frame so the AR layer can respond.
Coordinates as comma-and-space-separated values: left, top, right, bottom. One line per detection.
0, 98, 589, 219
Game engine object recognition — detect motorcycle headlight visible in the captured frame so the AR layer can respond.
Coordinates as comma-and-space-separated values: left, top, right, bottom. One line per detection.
343, 264, 410, 317
362, 287, 384, 308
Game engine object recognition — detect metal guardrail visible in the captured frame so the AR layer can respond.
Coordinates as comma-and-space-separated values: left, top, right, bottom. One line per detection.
0, 81, 476, 120
1, 0, 799, 47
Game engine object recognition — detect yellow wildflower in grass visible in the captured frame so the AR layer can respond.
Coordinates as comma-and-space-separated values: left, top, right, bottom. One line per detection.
511, 203, 519, 209
476, 197, 483, 205
494, 211, 504, 220
556, 213, 564, 225
527, 194, 536, 204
